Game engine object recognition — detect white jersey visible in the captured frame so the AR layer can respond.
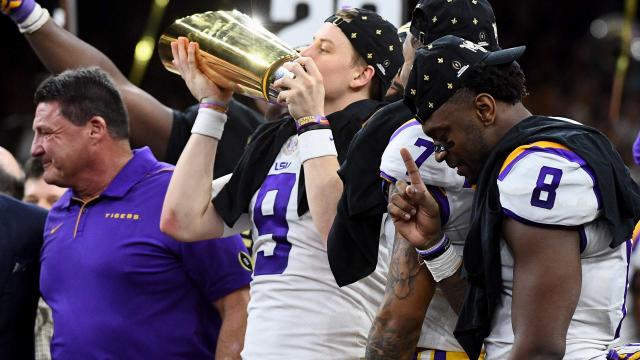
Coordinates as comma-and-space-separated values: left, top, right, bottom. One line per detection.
484, 140, 630, 360
380, 119, 473, 351
236, 135, 387, 360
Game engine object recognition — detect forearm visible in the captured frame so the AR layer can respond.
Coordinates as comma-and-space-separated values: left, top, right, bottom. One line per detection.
438, 266, 467, 314
366, 235, 434, 359
214, 288, 249, 360
215, 312, 246, 360
302, 155, 342, 243
26, 20, 129, 85
161, 132, 224, 241
366, 307, 423, 360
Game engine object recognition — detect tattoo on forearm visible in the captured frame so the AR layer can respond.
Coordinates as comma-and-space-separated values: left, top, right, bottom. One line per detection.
386, 233, 422, 299
366, 313, 420, 360
365, 230, 425, 359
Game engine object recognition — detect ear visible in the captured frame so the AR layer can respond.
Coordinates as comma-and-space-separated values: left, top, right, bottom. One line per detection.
87, 116, 109, 141
350, 64, 376, 90
474, 93, 496, 126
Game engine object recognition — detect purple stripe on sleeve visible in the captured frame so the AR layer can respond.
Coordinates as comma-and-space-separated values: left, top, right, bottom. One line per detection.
434, 350, 447, 360
633, 130, 640, 166
501, 207, 580, 230
615, 240, 633, 339
388, 119, 420, 143
498, 146, 602, 209
380, 170, 398, 184
498, 150, 531, 181
578, 226, 587, 253
427, 185, 450, 226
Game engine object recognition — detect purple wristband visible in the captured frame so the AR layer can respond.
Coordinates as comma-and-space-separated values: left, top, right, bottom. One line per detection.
416, 234, 450, 261
5, 0, 36, 23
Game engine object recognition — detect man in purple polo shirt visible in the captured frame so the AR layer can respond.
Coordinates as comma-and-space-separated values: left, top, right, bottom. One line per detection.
30, 67, 251, 359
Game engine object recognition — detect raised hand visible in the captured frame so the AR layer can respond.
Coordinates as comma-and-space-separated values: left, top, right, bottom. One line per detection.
273, 57, 325, 119
1, 0, 33, 20
170, 37, 234, 105
388, 148, 443, 249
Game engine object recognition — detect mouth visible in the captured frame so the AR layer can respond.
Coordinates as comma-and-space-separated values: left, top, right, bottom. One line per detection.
446, 160, 466, 177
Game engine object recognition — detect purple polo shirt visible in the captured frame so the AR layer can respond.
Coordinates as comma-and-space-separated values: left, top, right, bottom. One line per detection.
40, 147, 252, 359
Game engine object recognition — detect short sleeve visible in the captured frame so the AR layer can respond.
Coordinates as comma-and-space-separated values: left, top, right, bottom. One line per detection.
380, 120, 463, 189
180, 234, 252, 303
498, 142, 601, 227
165, 105, 199, 165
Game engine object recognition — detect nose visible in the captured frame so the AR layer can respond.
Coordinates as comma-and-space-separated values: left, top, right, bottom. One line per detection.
299, 45, 314, 59
31, 135, 44, 158
434, 151, 447, 163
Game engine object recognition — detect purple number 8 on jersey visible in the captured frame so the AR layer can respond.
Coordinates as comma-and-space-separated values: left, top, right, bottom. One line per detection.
530, 166, 563, 209
253, 173, 296, 276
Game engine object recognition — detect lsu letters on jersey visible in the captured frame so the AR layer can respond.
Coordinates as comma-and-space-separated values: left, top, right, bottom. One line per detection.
484, 140, 630, 360
380, 119, 474, 352
233, 135, 387, 359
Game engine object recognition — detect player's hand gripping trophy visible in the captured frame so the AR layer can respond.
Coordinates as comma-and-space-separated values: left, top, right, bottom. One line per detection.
158, 10, 298, 103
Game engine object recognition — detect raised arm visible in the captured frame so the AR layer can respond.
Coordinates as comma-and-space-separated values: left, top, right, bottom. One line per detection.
387, 149, 467, 312
274, 58, 342, 244
160, 37, 231, 241
4, 1, 173, 158
366, 228, 435, 360
503, 218, 581, 359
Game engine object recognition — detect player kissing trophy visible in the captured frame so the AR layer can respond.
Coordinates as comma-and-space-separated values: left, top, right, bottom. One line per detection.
158, 10, 298, 103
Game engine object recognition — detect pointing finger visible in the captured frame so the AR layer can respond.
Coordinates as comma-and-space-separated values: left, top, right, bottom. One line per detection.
400, 148, 427, 192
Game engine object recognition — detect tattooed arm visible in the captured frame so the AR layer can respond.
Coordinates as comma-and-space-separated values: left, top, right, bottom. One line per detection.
365, 229, 437, 360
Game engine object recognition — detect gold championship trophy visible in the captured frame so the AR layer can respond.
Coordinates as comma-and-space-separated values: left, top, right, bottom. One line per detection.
158, 10, 298, 102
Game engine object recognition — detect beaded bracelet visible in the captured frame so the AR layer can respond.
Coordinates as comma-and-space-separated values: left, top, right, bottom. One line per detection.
295, 115, 330, 134
199, 97, 229, 113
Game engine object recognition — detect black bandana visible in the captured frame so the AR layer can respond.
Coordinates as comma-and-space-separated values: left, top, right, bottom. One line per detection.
404, 35, 524, 123
411, 0, 499, 49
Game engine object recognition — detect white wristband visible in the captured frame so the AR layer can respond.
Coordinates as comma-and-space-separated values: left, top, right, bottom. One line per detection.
297, 128, 337, 163
18, 3, 50, 34
191, 108, 227, 140
424, 245, 462, 282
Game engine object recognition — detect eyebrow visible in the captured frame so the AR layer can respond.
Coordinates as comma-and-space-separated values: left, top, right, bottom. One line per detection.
317, 38, 335, 46
424, 123, 444, 136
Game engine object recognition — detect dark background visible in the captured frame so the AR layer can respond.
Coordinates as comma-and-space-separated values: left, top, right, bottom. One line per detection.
1, 0, 638, 166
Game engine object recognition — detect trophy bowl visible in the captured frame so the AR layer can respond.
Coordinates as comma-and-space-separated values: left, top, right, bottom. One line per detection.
158, 10, 299, 102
